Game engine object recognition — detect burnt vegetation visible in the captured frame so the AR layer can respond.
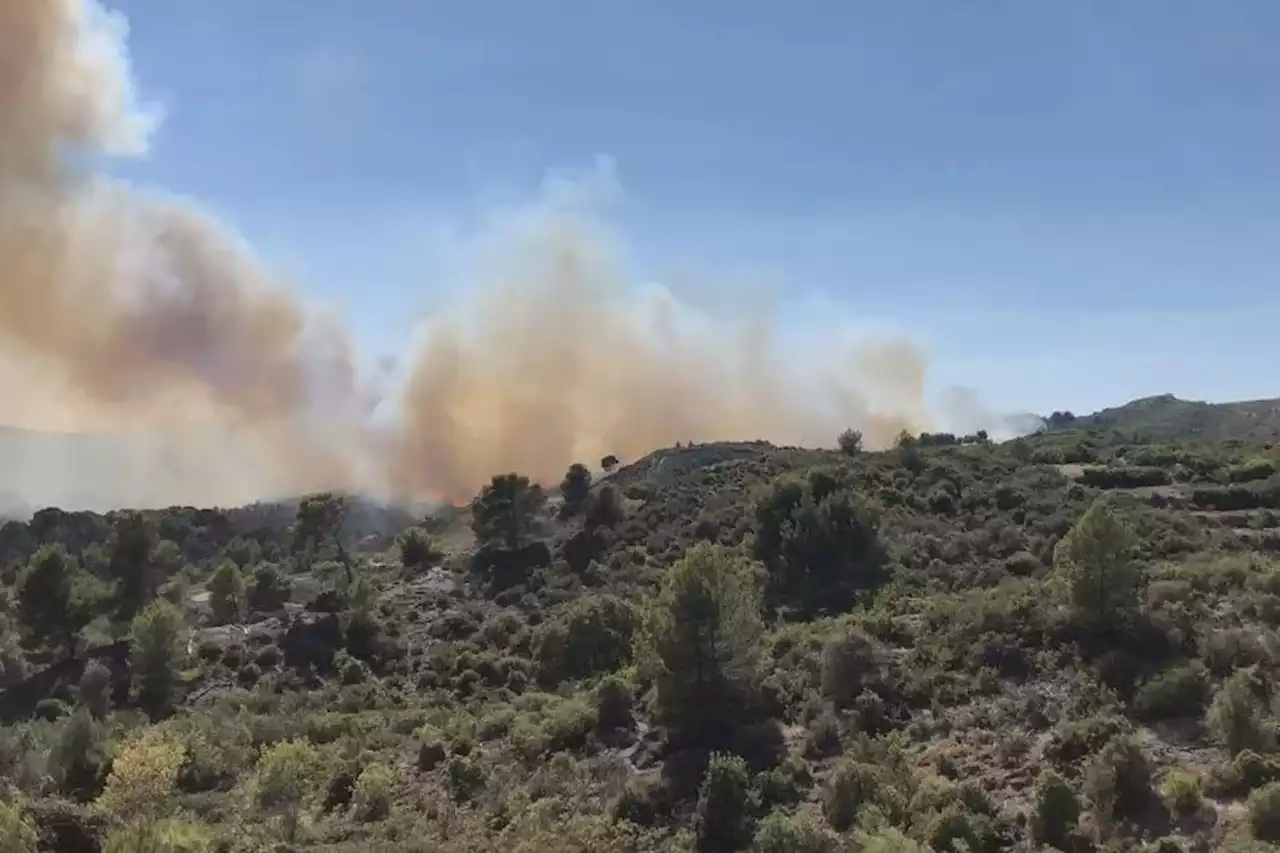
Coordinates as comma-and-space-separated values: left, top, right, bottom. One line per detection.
6, 397, 1280, 850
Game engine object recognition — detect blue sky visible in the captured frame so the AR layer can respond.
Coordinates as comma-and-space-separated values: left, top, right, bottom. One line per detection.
109, 0, 1280, 417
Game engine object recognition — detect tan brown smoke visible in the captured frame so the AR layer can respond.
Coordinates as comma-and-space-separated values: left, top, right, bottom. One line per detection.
0, 0, 995, 512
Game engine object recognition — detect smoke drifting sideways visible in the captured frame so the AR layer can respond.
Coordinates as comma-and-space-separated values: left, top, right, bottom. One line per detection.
0, 0, 1037, 516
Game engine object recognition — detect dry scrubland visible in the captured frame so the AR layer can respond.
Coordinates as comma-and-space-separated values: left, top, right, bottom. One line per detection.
6, 396, 1280, 852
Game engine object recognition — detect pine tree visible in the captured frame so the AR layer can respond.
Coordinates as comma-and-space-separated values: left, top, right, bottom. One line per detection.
559, 463, 592, 516
471, 473, 545, 550
107, 512, 158, 620
207, 560, 246, 625
635, 543, 765, 744
129, 599, 187, 719
16, 544, 97, 658
1054, 498, 1141, 627
292, 493, 351, 582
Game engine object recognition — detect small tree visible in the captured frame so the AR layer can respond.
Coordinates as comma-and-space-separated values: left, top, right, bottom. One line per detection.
1207, 668, 1270, 754
79, 659, 114, 719
635, 543, 765, 744
397, 527, 439, 573
97, 728, 186, 822
248, 565, 290, 613
837, 428, 863, 456
1030, 770, 1080, 849
96, 727, 192, 851
129, 600, 187, 719
207, 560, 245, 625
754, 469, 887, 618
16, 544, 97, 658
107, 512, 159, 620
251, 739, 328, 841
51, 709, 105, 801
695, 753, 754, 853
559, 463, 593, 516
1082, 736, 1152, 831
293, 492, 351, 582
820, 629, 879, 709
150, 539, 184, 579
471, 473, 546, 551
1054, 498, 1140, 628
352, 762, 396, 822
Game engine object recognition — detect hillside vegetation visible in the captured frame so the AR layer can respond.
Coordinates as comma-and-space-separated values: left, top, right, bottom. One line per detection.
5, 402, 1280, 851
1046, 394, 1280, 445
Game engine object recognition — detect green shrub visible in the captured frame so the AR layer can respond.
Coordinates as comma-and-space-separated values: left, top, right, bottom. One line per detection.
250, 739, 327, 840
0, 800, 38, 853
822, 759, 881, 832
352, 762, 395, 822
534, 595, 639, 685
819, 629, 878, 709
247, 565, 289, 613
595, 674, 634, 729
1208, 668, 1271, 754
397, 527, 439, 572
544, 696, 597, 752
924, 802, 1000, 853
1046, 714, 1129, 766
1079, 466, 1172, 489
694, 753, 753, 853
1249, 781, 1280, 842
1030, 770, 1080, 848
752, 809, 836, 853
1159, 769, 1203, 817
613, 773, 670, 827
78, 660, 113, 720
1083, 736, 1152, 828
1133, 665, 1207, 720
446, 757, 485, 802
757, 754, 813, 810
754, 470, 887, 617
1232, 751, 1280, 793
50, 710, 105, 801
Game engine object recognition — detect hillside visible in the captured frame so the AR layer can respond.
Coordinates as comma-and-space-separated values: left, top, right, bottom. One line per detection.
1047, 394, 1280, 444
5, 419, 1280, 850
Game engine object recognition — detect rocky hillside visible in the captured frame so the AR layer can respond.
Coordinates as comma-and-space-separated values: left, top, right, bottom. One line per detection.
4, 417, 1280, 851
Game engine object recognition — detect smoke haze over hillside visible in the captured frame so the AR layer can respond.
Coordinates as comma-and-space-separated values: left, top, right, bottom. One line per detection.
0, 0, 1029, 513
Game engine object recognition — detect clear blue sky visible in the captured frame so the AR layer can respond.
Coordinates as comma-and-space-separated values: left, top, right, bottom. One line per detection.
110, 0, 1280, 418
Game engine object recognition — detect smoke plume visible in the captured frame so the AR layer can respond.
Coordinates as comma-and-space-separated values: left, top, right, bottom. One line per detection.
0, 0, 1013, 512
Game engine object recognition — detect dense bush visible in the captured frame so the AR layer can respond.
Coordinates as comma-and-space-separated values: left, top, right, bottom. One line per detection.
534, 594, 638, 684
754, 468, 888, 617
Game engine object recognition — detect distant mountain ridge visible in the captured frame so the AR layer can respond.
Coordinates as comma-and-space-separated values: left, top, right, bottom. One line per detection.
1043, 394, 1280, 443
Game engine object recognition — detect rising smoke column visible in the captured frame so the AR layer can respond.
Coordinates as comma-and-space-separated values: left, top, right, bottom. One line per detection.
0, 0, 992, 512
0, 0, 374, 506
386, 203, 938, 503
